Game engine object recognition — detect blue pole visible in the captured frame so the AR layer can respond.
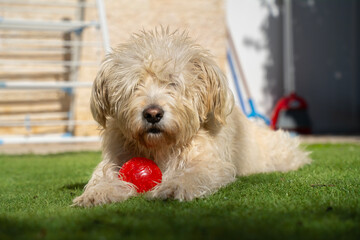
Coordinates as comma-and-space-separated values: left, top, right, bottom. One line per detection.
227, 50, 247, 115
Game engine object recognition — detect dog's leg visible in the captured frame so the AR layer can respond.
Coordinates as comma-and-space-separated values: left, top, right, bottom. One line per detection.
72, 160, 137, 207
149, 157, 236, 201
72, 124, 140, 207
148, 134, 237, 201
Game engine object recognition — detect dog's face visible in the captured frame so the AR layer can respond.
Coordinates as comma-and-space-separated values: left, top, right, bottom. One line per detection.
91, 29, 234, 149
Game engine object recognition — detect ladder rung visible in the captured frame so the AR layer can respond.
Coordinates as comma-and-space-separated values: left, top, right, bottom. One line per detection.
0, 112, 69, 121
0, 0, 96, 8
0, 39, 101, 47
0, 120, 97, 127
0, 69, 67, 75
2, 7, 76, 15
0, 135, 101, 145
0, 81, 93, 89
0, 48, 71, 54
0, 19, 99, 32
0, 60, 99, 67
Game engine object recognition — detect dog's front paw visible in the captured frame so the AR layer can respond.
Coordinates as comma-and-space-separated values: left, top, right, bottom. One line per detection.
147, 181, 201, 201
72, 192, 100, 207
147, 181, 178, 200
72, 183, 137, 207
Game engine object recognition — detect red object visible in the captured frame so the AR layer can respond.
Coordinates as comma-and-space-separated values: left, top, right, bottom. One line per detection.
118, 157, 162, 193
270, 92, 311, 134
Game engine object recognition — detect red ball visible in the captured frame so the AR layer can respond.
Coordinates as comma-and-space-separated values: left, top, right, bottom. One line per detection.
118, 157, 162, 193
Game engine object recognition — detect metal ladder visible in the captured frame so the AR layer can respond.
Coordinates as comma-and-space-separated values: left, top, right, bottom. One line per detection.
0, 0, 109, 144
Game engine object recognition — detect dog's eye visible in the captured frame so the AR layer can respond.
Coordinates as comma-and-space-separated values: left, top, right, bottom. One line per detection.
168, 82, 178, 88
133, 84, 142, 92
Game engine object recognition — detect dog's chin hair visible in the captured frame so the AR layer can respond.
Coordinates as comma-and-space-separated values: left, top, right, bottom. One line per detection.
136, 129, 176, 149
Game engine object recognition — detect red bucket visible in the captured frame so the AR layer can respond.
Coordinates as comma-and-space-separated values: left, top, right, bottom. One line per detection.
270, 93, 311, 134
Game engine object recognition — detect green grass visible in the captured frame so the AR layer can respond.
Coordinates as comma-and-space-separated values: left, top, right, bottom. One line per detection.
0, 144, 359, 240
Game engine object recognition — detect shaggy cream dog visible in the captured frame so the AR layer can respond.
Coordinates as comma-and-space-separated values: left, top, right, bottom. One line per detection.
73, 28, 310, 207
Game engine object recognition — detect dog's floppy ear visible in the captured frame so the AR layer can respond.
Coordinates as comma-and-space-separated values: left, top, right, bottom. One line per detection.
192, 54, 234, 125
90, 57, 114, 128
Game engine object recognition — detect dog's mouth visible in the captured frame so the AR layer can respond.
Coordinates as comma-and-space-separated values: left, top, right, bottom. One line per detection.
147, 127, 162, 134
140, 126, 165, 148
137, 124, 176, 148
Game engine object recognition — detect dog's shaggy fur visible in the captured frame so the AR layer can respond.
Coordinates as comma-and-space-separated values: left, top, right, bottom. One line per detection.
73, 28, 311, 207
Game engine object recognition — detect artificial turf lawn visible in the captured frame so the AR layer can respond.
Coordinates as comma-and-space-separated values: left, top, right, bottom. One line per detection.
0, 144, 359, 240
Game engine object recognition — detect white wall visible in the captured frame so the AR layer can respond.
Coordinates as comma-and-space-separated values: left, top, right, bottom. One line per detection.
226, 0, 282, 117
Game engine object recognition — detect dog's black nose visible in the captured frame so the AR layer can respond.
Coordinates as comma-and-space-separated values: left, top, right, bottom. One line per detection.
143, 105, 164, 124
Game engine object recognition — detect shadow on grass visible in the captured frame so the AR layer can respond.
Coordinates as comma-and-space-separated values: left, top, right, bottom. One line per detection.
1, 201, 359, 240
